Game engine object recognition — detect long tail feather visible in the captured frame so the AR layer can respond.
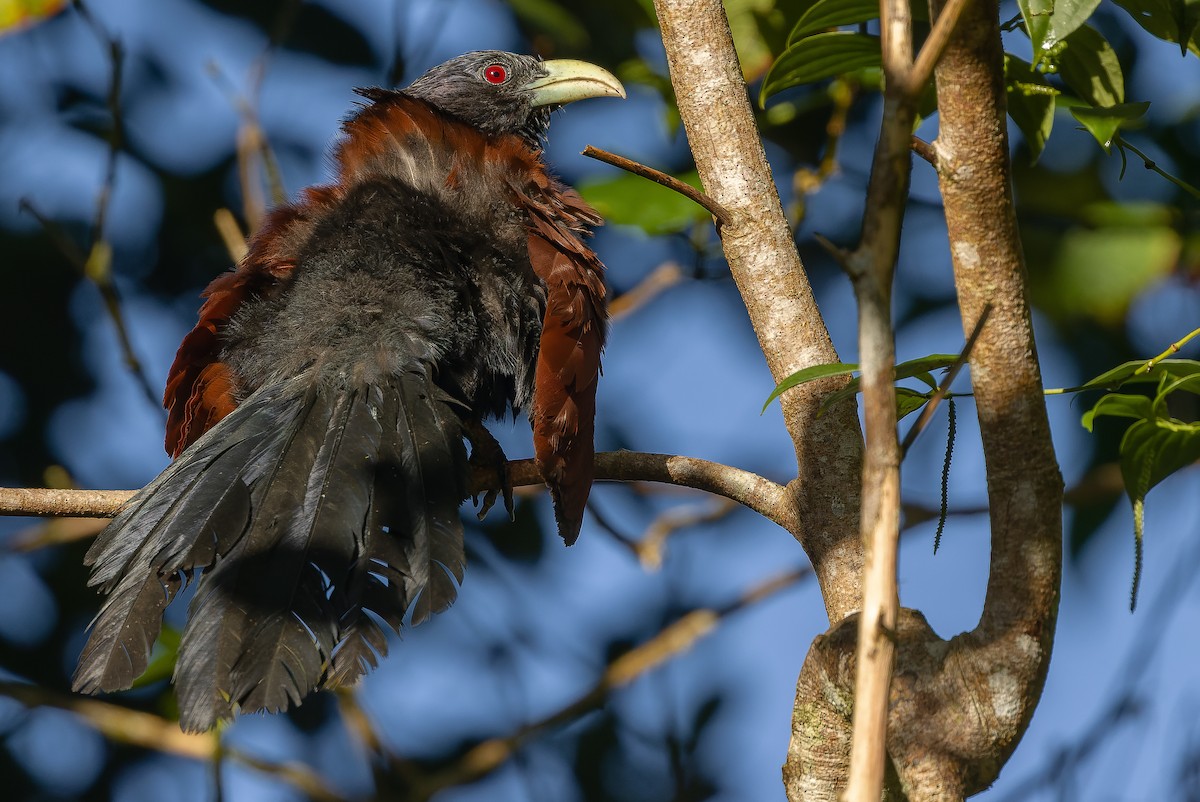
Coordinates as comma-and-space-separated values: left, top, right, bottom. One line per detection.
75, 367, 470, 732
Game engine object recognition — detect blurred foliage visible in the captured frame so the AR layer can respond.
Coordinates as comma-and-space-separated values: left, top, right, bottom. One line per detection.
0, 0, 66, 35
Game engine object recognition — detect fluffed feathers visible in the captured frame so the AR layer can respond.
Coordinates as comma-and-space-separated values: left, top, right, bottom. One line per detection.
75, 368, 467, 732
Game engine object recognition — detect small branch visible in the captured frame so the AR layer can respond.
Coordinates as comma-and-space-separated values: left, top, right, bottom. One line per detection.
900, 303, 991, 455
207, 60, 288, 228
911, 135, 938, 166
0, 681, 339, 801
907, 0, 974, 94
213, 208, 249, 264
1135, 326, 1200, 375
0, 487, 134, 519
581, 145, 734, 226
813, 232, 852, 268
843, 0, 917, 792
72, 0, 125, 250
8, 517, 106, 552
409, 566, 811, 799
0, 680, 213, 759
1115, 136, 1200, 200
637, 497, 739, 570
0, 450, 797, 534
608, 261, 684, 321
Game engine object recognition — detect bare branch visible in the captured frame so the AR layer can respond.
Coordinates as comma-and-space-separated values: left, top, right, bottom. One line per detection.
581, 146, 733, 226
911, 135, 938, 166
637, 497, 739, 571
607, 262, 684, 321
58, 1, 162, 411
0, 487, 134, 519
408, 567, 811, 799
652, 0, 864, 624
213, 208, 248, 264
0, 450, 797, 533
0, 681, 340, 801
907, 0, 974, 94
841, 0, 919, 790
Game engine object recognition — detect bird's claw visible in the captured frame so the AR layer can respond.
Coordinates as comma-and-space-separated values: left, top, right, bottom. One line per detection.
476, 461, 514, 521
466, 422, 515, 522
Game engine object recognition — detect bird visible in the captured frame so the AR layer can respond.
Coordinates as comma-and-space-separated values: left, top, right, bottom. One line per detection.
71, 51, 623, 732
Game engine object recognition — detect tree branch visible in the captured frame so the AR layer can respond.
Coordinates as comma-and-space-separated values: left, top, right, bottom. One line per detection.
652, 0, 864, 624
0, 451, 797, 534
405, 566, 812, 799
581, 146, 732, 225
931, 0, 1064, 791
0, 681, 340, 801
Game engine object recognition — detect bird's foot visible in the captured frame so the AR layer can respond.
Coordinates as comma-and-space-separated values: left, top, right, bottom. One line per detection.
465, 421, 514, 521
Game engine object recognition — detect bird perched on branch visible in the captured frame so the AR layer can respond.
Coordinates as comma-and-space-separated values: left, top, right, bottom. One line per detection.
72, 51, 623, 732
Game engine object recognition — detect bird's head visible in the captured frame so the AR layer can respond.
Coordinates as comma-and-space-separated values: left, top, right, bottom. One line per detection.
404, 51, 625, 145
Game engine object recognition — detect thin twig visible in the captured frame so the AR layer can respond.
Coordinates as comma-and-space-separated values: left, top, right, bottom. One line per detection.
0, 680, 341, 801
72, 0, 124, 250
608, 262, 684, 321
1135, 326, 1200, 375
409, 566, 811, 799
812, 232, 851, 268
213, 208, 248, 264
0, 487, 133, 519
581, 145, 734, 226
638, 497, 739, 570
20, 4, 162, 411
907, 0, 974, 95
7, 517, 106, 551
1115, 136, 1200, 200
911, 135, 938, 166
584, 502, 641, 556
900, 303, 991, 455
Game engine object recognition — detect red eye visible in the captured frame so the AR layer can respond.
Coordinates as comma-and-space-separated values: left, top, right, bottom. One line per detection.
483, 64, 507, 84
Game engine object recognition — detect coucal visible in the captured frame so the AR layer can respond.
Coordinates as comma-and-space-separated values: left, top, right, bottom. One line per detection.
72, 51, 623, 732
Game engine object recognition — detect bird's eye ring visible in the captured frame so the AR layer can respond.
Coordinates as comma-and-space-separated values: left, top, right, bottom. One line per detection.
483, 64, 508, 84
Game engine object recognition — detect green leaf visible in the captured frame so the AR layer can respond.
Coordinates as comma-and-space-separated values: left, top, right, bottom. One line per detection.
1078, 359, 1200, 391
1082, 374, 1200, 609
787, 0, 883, 42
578, 170, 711, 235
1157, 372, 1200, 403
1069, 101, 1151, 153
1018, 0, 1104, 64
760, 32, 881, 105
896, 387, 933, 420
894, 354, 961, 378
1036, 223, 1178, 323
1005, 55, 1058, 163
1081, 392, 1153, 431
132, 625, 181, 688
1056, 24, 1124, 107
763, 361, 860, 411
507, 0, 590, 48
1118, 415, 1200, 607
1111, 0, 1200, 55
815, 354, 959, 414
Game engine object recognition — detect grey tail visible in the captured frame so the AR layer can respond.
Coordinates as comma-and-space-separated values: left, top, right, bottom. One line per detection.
71, 367, 468, 733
